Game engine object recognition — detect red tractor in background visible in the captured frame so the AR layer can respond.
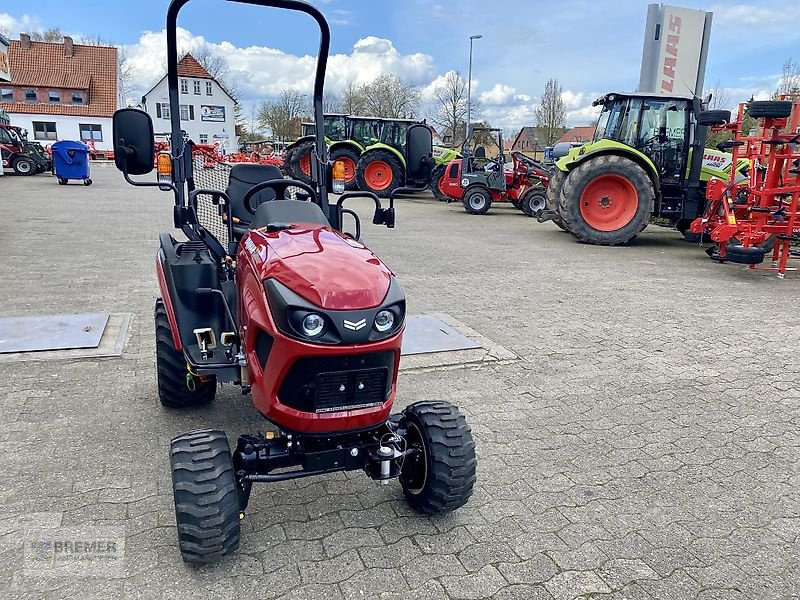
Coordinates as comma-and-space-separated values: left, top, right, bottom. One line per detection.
434, 127, 550, 216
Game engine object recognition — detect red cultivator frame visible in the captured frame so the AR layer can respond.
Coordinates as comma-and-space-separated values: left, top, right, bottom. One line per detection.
691, 96, 800, 277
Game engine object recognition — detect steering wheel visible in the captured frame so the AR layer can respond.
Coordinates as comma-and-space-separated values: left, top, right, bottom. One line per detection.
241, 178, 318, 214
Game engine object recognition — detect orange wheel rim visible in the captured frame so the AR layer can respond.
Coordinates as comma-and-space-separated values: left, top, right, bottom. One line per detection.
579, 174, 637, 231
299, 151, 311, 176
340, 157, 356, 182
364, 160, 393, 190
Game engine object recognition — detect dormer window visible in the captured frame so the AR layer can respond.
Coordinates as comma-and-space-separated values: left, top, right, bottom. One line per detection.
72, 91, 85, 105
24, 89, 37, 103
49, 90, 61, 103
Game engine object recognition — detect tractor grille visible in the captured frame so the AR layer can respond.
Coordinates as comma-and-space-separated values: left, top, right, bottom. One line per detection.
278, 351, 394, 413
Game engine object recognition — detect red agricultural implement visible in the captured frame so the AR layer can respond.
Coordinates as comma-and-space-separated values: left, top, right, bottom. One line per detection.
690, 97, 800, 277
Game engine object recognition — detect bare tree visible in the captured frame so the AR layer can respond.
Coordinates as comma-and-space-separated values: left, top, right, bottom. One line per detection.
360, 74, 420, 119
257, 90, 308, 141
428, 71, 479, 148
535, 78, 567, 146
323, 92, 342, 113
775, 58, 800, 96
341, 82, 368, 115
705, 80, 731, 110
29, 27, 65, 42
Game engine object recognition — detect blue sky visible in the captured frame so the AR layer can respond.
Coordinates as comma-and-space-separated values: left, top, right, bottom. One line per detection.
1, 1, 798, 131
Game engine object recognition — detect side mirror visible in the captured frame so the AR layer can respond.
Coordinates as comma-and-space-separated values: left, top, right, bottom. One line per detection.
405, 124, 433, 182
113, 108, 155, 176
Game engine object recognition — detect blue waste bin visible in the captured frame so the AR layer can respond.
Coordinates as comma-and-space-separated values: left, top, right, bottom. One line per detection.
52, 140, 92, 186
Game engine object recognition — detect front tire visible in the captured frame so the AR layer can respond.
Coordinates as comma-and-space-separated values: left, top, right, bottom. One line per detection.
430, 164, 449, 201
155, 299, 216, 408
400, 401, 477, 514
356, 150, 404, 198
170, 430, 241, 564
520, 189, 547, 217
330, 146, 360, 191
558, 155, 653, 245
13, 157, 34, 176
284, 139, 314, 184
462, 186, 492, 215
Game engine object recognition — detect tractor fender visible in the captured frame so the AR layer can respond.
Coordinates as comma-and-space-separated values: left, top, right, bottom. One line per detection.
561, 146, 661, 203
156, 237, 182, 351
329, 140, 365, 154
284, 135, 315, 154
361, 143, 406, 168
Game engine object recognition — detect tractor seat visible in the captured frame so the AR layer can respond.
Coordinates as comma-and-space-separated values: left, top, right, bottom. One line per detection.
225, 163, 283, 223
251, 200, 329, 230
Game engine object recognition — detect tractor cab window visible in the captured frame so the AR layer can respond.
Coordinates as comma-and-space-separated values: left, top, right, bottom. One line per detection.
381, 121, 410, 152
638, 98, 689, 183
323, 116, 346, 140
593, 100, 626, 142
0, 127, 12, 144
301, 123, 314, 137
351, 120, 381, 146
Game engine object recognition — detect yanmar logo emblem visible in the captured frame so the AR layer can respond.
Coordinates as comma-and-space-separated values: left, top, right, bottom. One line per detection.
343, 318, 366, 331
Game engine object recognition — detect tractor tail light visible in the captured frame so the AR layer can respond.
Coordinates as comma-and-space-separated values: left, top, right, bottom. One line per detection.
157, 152, 172, 187
332, 160, 346, 194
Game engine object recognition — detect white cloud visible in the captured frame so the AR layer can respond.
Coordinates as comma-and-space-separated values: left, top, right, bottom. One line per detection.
480, 83, 517, 106
0, 12, 42, 37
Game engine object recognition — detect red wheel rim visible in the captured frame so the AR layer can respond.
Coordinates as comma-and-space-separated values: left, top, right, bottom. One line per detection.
579, 174, 638, 231
299, 151, 311, 177
340, 157, 356, 182
364, 160, 393, 191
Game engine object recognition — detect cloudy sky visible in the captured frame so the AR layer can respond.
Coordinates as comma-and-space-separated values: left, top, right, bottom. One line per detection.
1, 0, 798, 133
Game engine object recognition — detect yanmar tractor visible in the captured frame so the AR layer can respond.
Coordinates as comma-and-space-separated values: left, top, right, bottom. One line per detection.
112, 0, 476, 564
542, 92, 746, 245
0, 123, 51, 175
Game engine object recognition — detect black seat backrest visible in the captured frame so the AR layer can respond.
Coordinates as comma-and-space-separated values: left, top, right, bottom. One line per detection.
474, 146, 486, 158
251, 200, 329, 229
225, 163, 283, 222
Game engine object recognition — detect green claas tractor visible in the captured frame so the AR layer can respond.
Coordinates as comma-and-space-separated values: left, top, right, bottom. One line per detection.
285, 114, 382, 190
542, 92, 746, 245
356, 119, 460, 197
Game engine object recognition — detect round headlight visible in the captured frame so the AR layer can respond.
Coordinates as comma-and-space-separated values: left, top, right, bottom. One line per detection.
374, 309, 394, 332
301, 313, 325, 337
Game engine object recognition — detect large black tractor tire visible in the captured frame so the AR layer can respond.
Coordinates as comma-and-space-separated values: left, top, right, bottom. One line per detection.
520, 188, 547, 217
749, 101, 793, 119
697, 110, 731, 126
12, 157, 35, 176
284, 139, 314, 184
545, 169, 568, 230
462, 185, 492, 215
170, 429, 241, 564
356, 150, 404, 198
399, 401, 477, 514
155, 299, 216, 408
430, 164, 449, 201
330, 146, 361, 191
558, 155, 654, 245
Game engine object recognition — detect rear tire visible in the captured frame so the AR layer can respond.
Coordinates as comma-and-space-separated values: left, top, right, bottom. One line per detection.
13, 157, 34, 176
356, 150, 404, 198
400, 401, 477, 514
170, 430, 241, 564
330, 146, 360, 191
462, 186, 492, 215
749, 101, 793, 119
520, 189, 547, 217
285, 140, 314, 184
558, 155, 653, 245
155, 299, 215, 408
546, 169, 568, 230
430, 164, 449, 201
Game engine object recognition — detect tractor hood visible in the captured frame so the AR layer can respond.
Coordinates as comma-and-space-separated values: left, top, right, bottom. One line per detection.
245, 226, 393, 311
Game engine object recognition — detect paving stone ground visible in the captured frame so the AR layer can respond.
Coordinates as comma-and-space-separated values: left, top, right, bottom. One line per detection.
0, 167, 798, 599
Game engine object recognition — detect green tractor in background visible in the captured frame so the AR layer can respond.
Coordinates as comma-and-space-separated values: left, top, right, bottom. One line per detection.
356, 119, 460, 197
543, 92, 745, 245
285, 114, 382, 189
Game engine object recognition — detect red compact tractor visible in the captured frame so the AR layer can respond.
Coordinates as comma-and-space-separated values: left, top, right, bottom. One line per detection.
690, 97, 800, 277
434, 128, 549, 216
112, 0, 476, 564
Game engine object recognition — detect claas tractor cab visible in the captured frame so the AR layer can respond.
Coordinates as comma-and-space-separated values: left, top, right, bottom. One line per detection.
543, 91, 745, 244
111, 0, 475, 565
0, 123, 51, 175
287, 114, 382, 190
434, 126, 550, 217
356, 118, 460, 197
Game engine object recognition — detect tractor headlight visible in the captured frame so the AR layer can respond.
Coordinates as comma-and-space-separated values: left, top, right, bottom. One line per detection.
374, 309, 394, 332
301, 313, 325, 337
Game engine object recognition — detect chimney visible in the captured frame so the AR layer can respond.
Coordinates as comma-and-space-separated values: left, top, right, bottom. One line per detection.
64, 36, 74, 57
20, 33, 31, 49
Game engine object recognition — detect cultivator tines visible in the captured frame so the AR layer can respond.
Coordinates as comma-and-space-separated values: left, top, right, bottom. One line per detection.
691, 95, 800, 277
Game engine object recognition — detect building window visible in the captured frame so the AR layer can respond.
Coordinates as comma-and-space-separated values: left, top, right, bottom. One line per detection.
180, 79, 188, 94
156, 102, 171, 119
72, 91, 84, 105
79, 123, 103, 142
49, 90, 61, 103
32, 121, 57, 141
24, 89, 37, 103
199, 134, 208, 144
193, 80, 201, 95
206, 81, 212, 96
0, 88, 11, 102
180, 104, 189, 121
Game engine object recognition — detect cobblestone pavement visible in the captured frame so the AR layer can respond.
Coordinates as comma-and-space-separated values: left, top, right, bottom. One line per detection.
0, 168, 798, 599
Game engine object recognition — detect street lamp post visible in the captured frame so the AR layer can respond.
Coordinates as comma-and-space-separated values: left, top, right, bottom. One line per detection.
466, 34, 482, 143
